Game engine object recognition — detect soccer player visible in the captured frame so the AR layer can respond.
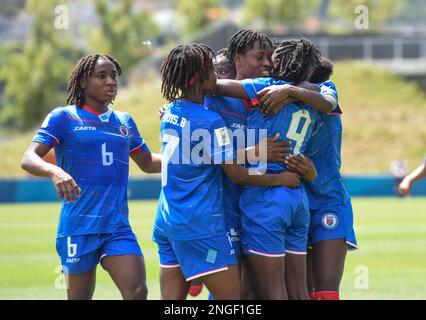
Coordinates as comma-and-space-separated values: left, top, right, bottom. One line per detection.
214, 38, 322, 299
398, 155, 426, 196
206, 30, 278, 300
214, 48, 237, 80
153, 43, 302, 300
256, 56, 359, 300
21, 54, 161, 300
188, 47, 236, 298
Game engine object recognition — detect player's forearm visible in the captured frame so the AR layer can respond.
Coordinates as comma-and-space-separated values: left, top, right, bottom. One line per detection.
21, 151, 59, 177
214, 79, 249, 100
131, 152, 162, 174
145, 153, 162, 174
405, 164, 426, 183
288, 86, 335, 113
222, 164, 283, 186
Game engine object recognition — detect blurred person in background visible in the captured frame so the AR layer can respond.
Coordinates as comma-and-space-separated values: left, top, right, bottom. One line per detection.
398, 155, 426, 196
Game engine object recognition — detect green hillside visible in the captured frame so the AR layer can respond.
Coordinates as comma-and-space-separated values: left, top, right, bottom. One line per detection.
1, 62, 426, 177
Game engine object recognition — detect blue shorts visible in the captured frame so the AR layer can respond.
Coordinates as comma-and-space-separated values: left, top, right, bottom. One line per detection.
225, 211, 241, 256
56, 231, 143, 274
153, 231, 238, 281
240, 186, 310, 257
309, 199, 358, 250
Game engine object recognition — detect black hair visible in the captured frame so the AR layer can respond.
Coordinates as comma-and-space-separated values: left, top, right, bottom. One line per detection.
216, 47, 229, 58
160, 43, 214, 102
227, 29, 273, 66
66, 54, 122, 107
309, 57, 334, 83
272, 38, 321, 84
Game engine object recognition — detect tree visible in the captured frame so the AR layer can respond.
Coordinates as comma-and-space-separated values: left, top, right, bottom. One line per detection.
175, 0, 221, 34
86, 0, 159, 74
243, 0, 320, 30
0, 0, 80, 130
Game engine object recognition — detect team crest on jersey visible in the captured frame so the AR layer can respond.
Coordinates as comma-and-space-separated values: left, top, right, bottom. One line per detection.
321, 213, 338, 229
119, 125, 129, 136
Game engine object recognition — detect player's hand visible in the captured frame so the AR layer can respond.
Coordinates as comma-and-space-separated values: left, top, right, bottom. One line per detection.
285, 154, 317, 182
254, 133, 292, 162
398, 178, 412, 196
277, 171, 301, 188
257, 85, 296, 115
49, 167, 81, 203
158, 105, 167, 120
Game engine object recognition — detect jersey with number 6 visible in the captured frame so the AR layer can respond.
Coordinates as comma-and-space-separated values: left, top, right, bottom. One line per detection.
32, 105, 149, 238
154, 99, 235, 241
241, 77, 320, 173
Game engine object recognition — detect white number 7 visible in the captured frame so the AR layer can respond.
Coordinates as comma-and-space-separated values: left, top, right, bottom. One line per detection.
161, 134, 180, 187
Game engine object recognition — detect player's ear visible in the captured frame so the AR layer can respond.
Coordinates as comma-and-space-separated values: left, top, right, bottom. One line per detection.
234, 54, 242, 68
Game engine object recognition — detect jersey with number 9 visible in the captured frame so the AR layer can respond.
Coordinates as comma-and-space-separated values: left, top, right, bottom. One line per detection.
241, 78, 320, 173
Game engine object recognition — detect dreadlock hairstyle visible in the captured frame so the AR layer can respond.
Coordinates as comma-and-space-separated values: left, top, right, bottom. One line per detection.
272, 38, 321, 84
160, 43, 215, 102
215, 47, 231, 64
66, 54, 122, 107
227, 29, 273, 67
309, 57, 334, 83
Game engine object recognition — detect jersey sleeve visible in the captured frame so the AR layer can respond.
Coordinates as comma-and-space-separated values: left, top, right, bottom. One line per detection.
320, 81, 338, 111
32, 108, 65, 147
240, 78, 275, 102
127, 115, 150, 154
209, 115, 236, 164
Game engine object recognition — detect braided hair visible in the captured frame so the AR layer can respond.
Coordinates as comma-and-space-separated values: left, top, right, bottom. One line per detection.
309, 57, 334, 83
66, 54, 122, 107
227, 29, 273, 67
160, 43, 214, 102
272, 38, 321, 84
215, 48, 230, 63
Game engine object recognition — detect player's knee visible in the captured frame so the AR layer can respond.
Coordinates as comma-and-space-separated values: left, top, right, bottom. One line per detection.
124, 283, 148, 300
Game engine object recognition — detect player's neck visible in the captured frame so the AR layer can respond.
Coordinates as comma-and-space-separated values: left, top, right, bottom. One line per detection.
236, 72, 247, 81
84, 97, 109, 113
184, 88, 205, 106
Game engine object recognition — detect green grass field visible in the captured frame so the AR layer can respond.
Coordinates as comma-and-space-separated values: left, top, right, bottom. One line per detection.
1, 197, 425, 300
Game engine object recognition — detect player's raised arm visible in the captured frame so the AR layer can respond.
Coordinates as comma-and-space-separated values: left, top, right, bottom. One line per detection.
257, 82, 335, 115
21, 142, 80, 203
213, 79, 249, 100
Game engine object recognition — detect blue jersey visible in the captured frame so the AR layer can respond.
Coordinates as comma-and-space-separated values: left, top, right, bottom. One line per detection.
241, 77, 320, 173
304, 81, 350, 209
33, 105, 149, 238
154, 99, 235, 241
204, 96, 249, 223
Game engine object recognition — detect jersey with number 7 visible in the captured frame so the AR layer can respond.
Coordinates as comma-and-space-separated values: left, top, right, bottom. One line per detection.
241, 78, 320, 173
32, 105, 149, 238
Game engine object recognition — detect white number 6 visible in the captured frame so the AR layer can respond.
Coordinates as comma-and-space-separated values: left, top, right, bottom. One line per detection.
101, 143, 113, 166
